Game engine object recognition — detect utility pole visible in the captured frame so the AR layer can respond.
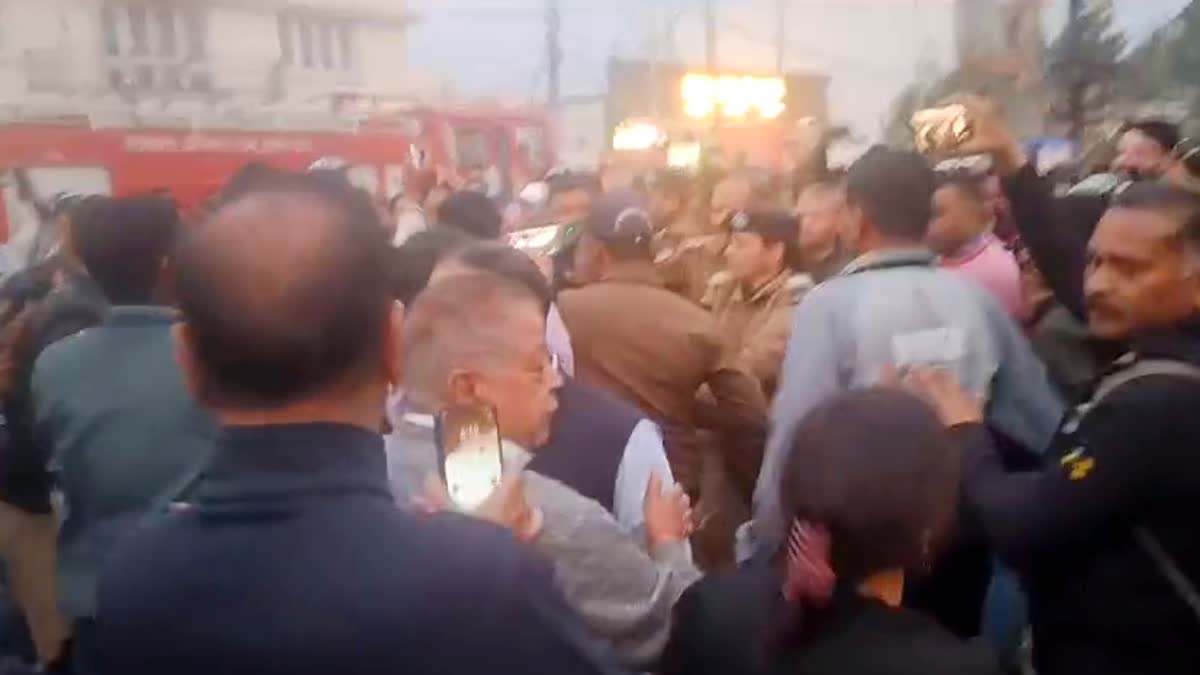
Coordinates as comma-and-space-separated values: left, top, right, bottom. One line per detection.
546, 0, 562, 110
649, 3, 661, 120
775, 0, 787, 75
704, 0, 718, 78
1066, 0, 1085, 144
705, 0, 719, 133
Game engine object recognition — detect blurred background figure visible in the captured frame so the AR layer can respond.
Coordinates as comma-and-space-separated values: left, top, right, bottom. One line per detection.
1111, 120, 1180, 181
794, 175, 852, 283
929, 172, 1023, 319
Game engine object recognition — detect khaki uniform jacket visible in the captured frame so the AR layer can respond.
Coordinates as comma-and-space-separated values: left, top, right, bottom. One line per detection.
653, 222, 728, 307
557, 262, 766, 494
705, 270, 813, 400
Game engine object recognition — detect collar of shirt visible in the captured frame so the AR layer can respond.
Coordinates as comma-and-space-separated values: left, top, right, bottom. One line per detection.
105, 305, 178, 327
941, 233, 996, 268
197, 423, 393, 505
839, 247, 936, 277
729, 269, 794, 306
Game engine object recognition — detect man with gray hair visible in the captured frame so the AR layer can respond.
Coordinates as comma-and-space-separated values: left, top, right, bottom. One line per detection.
395, 272, 700, 670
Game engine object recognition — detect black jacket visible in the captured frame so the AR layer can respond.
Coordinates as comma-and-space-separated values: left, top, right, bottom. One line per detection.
97, 424, 626, 675
662, 565, 1000, 675
958, 320, 1200, 675
1002, 164, 1108, 322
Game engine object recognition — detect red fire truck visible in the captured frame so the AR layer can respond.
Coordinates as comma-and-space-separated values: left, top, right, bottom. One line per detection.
0, 104, 554, 241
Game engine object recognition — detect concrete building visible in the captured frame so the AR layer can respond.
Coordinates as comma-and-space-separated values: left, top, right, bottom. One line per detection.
0, 0, 440, 126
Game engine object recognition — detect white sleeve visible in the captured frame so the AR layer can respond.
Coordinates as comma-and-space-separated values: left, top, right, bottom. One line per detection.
545, 303, 576, 378
612, 420, 673, 534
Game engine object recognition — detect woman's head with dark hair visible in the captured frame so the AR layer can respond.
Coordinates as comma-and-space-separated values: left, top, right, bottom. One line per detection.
777, 387, 959, 609
434, 241, 553, 313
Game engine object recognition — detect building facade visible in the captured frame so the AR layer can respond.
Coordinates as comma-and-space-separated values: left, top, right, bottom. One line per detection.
0, 0, 439, 127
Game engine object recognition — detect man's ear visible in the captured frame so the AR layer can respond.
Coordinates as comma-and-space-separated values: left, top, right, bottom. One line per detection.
841, 204, 865, 250
172, 322, 207, 404
384, 301, 405, 389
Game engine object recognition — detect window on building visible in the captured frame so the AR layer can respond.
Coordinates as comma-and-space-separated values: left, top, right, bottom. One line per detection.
103, 3, 206, 62
155, 7, 176, 58
278, 13, 355, 71
101, 2, 210, 93
453, 128, 490, 170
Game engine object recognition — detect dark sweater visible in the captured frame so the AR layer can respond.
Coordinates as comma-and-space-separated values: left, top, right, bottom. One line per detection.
96, 423, 626, 675
662, 565, 1000, 675
530, 376, 641, 513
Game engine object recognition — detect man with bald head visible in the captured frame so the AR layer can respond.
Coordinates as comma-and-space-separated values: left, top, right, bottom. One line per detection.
95, 170, 625, 675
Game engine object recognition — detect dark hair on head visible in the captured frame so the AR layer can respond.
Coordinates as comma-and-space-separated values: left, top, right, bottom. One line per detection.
444, 242, 553, 313
1121, 119, 1181, 154
934, 170, 987, 204
390, 226, 472, 306
219, 162, 282, 204
436, 191, 502, 240
1111, 180, 1200, 249
589, 233, 654, 264
846, 146, 935, 242
174, 170, 392, 408
773, 387, 958, 644
73, 195, 179, 304
546, 171, 600, 199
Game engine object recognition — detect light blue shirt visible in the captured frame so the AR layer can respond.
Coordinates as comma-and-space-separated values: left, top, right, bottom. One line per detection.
742, 249, 1064, 561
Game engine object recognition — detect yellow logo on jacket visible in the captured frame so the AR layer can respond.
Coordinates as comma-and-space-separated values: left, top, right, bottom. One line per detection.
1060, 448, 1096, 481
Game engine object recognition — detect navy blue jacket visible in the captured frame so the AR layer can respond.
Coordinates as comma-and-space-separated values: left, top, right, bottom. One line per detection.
96, 423, 626, 675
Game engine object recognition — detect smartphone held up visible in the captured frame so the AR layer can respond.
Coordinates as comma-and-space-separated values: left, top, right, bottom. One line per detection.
435, 404, 505, 511
912, 104, 974, 155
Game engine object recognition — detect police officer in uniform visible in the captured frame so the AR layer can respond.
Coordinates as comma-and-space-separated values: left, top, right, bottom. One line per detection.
651, 173, 748, 306
705, 209, 812, 400
558, 190, 767, 568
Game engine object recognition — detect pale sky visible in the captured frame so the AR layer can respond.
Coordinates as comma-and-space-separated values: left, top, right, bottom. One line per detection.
407, 0, 1191, 138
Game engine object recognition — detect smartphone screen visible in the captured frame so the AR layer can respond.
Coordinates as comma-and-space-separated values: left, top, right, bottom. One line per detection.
434, 404, 504, 510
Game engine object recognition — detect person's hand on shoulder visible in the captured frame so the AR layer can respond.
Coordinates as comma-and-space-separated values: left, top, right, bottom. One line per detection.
643, 472, 693, 551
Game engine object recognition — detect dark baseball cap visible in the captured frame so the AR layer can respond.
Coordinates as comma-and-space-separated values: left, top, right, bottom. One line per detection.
584, 189, 654, 247
729, 209, 798, 245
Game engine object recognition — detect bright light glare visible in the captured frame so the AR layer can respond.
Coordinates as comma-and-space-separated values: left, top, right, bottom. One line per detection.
667, 142, 701, 169
681, 74, 787, 120
612, 120, 666, 151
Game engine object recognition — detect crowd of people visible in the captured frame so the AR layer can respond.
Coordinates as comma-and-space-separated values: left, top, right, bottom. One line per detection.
0, 96, 1196, 675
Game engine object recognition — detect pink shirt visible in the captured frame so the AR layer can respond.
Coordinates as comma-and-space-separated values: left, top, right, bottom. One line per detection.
941, 234, 1024, 319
